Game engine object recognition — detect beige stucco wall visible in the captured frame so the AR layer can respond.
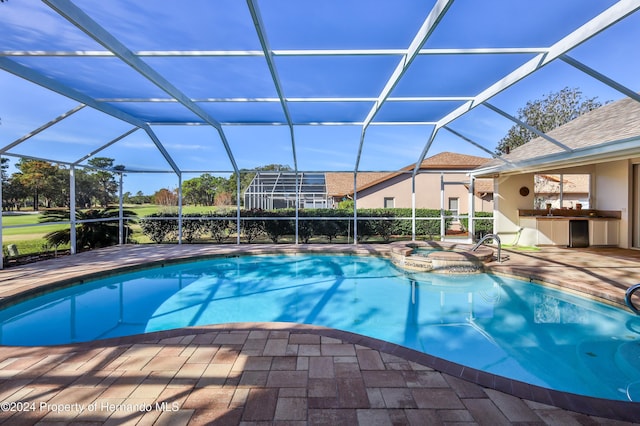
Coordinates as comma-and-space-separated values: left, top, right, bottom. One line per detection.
494, 173, 535, 244
354, 172, 493, 213
594, 160, 630, 248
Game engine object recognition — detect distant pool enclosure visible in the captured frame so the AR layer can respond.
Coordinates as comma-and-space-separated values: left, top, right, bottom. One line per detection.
244, 171, 331, 209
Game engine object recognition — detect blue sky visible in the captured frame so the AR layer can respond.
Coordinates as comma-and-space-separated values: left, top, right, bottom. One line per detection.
1, 0, 639, 195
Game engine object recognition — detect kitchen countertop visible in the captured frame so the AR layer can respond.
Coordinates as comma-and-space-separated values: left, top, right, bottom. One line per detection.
518, 209, 621, 220
531, 215, 620, 220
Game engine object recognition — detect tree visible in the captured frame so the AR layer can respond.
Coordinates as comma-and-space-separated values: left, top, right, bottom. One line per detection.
0, 157, 9, 184
2, 177, 27, 211
154, 188, 178, 206
75, 168, 98, 208
495, 87, 605, 155
14, 159, 60, 210
88, 157, 118, 207
182, 173, 225, 205
130, 190, 152, 204
46, 166, 70, 208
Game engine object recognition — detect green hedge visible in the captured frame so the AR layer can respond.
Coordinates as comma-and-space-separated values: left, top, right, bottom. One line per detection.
459, 211, 494, 239
139, 208, 454, 244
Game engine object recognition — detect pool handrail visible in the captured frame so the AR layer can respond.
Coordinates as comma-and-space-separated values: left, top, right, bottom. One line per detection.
625, 284, 640, 314
472, 233, 502, 263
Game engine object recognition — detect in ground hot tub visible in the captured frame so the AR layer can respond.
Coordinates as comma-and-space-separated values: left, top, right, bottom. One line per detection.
389, 240, 494, 273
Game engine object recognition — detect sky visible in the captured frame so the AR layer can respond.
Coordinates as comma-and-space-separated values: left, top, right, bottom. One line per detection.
1, 0, 639, 195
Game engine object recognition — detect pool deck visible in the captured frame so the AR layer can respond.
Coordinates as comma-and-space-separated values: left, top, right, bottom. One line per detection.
1, 243, 640, 425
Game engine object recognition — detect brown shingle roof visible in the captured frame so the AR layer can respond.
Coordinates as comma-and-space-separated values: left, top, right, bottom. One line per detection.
325, 172, 389, 197
482, 96, 640, 169
466, 179, 494, 195
327, 152, 491, 196
417, 151, 491, 169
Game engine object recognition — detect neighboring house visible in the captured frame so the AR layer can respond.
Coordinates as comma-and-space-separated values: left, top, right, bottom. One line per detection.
472, 95, 640, 249
326, 152, 494, 214
244, 152, 495, 219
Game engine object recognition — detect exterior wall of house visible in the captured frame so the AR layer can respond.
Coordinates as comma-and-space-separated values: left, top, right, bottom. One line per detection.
353, 172, 493, 213
594, 159, 630, 248
494, 173, 535, 245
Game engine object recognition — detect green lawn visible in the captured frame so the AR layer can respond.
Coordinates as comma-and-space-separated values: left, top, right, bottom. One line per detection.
1, 205, 222, 255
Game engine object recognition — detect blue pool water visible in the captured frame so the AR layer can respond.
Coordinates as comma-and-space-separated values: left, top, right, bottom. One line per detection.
1, 254, 640, 401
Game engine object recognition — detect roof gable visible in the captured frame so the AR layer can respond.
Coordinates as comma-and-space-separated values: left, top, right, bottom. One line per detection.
330, 152, 490, 196
416, 152, 492, 169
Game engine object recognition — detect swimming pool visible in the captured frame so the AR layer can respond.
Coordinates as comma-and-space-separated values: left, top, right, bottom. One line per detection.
1, 253, 639, 401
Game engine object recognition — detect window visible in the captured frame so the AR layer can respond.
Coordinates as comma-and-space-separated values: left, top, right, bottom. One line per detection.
534, 174, 590, 210
448, 197, 459, 216
384, 197, 395, 208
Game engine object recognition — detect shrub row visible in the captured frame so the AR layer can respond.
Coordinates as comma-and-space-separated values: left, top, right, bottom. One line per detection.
458, 211, 494, 239
139, 208, 467, 243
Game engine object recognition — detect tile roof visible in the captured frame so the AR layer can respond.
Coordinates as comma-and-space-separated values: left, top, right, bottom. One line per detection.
479, 96, 640, 171
329, 152, 491, 196
467, 178, 494, 195
417, 151, 491, 169
325, 172, 390, 197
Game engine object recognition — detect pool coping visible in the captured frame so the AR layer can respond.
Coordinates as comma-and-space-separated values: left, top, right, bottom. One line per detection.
1, 243, 640, 422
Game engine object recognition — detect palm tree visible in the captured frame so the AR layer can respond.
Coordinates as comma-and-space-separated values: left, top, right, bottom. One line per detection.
40, 208, 137, 251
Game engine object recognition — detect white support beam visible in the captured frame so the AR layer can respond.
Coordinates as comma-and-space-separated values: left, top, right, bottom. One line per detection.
482, 102, 573, 152
236, 174, 241, 244
441, 126, 510, 163
560, 54, 640, 104
74, 127, 139, 165
118, 172, 124, 245
353, 172, 358, 245
44, 0, 240, 174
149, 120, 440, 126
177, 173, 183, 245
94, 96, 474, 103
412, 127, 439, 177
247, 0, 301, 243
247, 0, 297, 171
411, 174, 416, 241
1, 104, 85, 154
69, 166, 77, 255
355, 0, 453, 172
468, 176, 475, 241
0, 47, 549, 58
361, 0, 454, 130
0, 56, 181, 175
436, 0, 640, 129
440, 173, 445, 240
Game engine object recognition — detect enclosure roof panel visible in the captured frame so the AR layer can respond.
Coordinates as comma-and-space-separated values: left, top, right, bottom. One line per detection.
0, 0, 638, 177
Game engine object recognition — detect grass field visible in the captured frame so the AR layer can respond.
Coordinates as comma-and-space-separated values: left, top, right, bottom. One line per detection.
1, 204, 220, 255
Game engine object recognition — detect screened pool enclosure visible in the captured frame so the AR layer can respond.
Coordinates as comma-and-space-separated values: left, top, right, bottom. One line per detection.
1, 1, 640, 267
244, 172, 330, 210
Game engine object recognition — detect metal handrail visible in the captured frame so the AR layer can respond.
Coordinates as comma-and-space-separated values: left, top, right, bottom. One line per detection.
625, 284, 640, 315
471, 233, 502, 263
